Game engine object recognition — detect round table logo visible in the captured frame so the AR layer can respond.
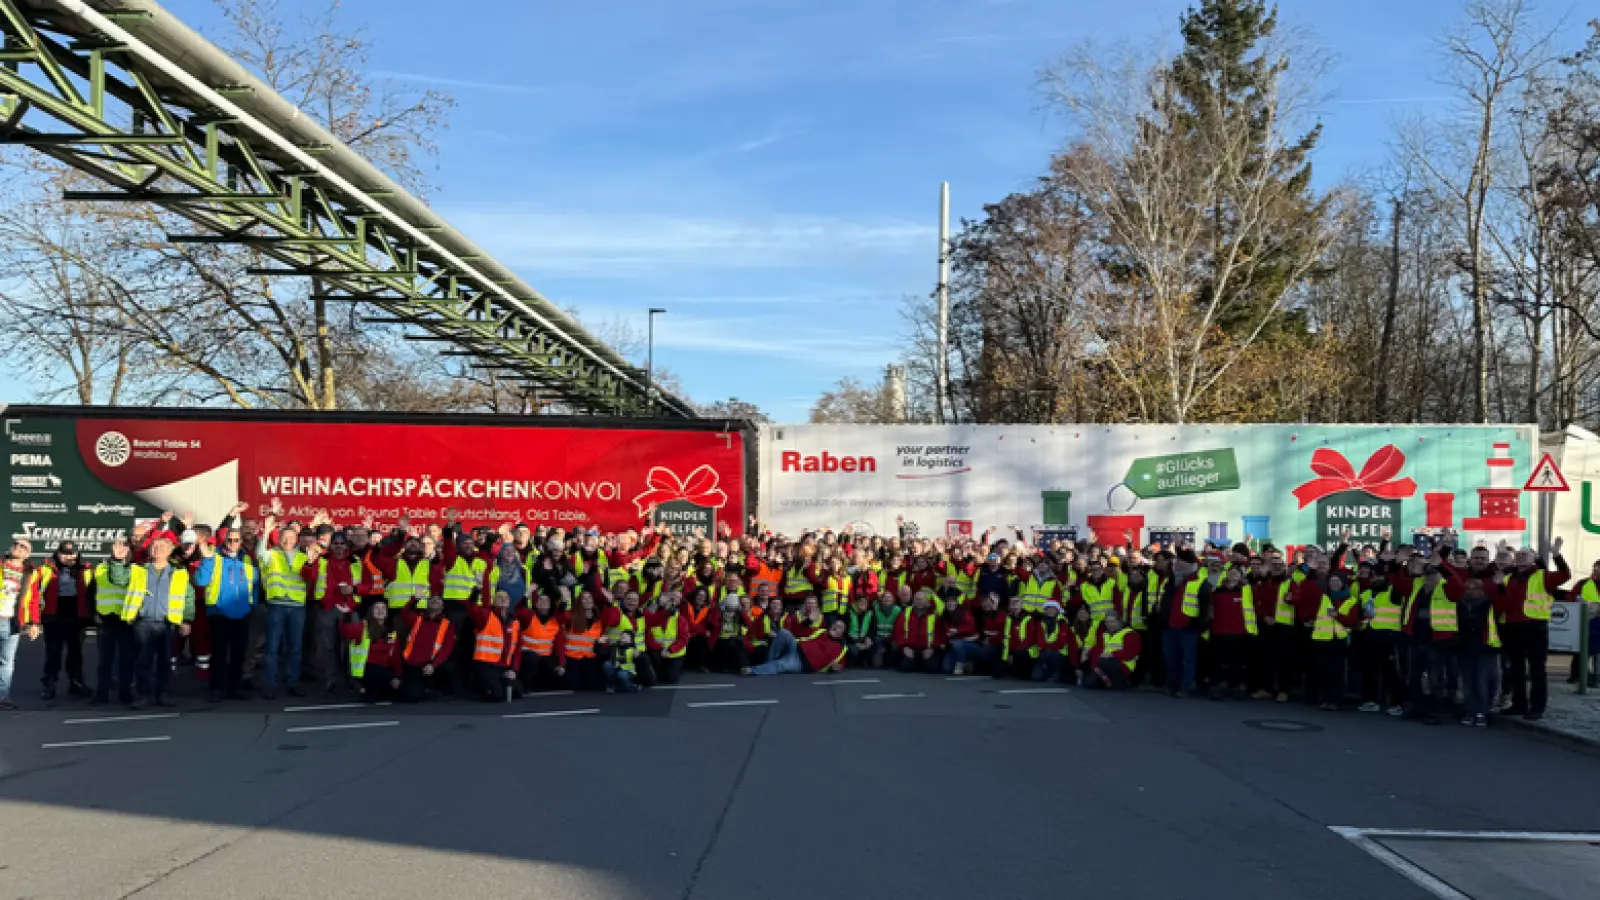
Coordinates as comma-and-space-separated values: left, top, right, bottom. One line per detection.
95, 431, 131, 468
1551, 604, 1569, 625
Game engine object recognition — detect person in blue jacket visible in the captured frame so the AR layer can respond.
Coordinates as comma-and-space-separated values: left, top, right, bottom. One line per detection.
194, 528, 260, 702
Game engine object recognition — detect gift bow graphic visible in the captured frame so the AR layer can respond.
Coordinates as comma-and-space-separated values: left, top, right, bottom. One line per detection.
633, 464, 728, 518
1291, 445, 1417, 509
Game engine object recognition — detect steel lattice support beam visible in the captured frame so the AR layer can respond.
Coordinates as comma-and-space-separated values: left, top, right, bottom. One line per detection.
0, 0, 693, 417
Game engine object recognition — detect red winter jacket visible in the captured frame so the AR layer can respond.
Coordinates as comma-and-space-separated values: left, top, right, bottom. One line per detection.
892, 608, 946, 651
339, 620, 399, 672
397, 607, 456, 668
35, 562, 92, 619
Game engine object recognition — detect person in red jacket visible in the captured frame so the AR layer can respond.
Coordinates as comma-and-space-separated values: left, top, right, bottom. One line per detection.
783, 596, 826, 644
894, 590, 946, 673
339, 600, 399, 703
32, 541, 92, 700
397, 594, 456, 702
749, 618, 848, 675
301, 533, 374, 695
1087, 608, 1142, 690
1206, 566, 1255, 700
1495, 540, 1570, 719
467, 590, 522, 702
707, 595, 748, 674
941, 587, 982, 675
645, 591, 693, 685
1028, 601, 1075, 683
977, 593, 1008, 675
516, 591, 567, 693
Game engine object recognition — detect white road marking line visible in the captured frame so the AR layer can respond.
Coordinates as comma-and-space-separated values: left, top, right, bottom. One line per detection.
1334, 827, 1600, 842
813, 678, 881, 685
43, 735, 172, 749
504, 708, 601, 719
862, 692, 926, 701
653, 683, 736, 690
998, 688, 1071, 695
63, 713, 180, 725
523, 690, 575, 698
944, 676, 967, 681
282, 702, 391, 713
687, 699, 778, 708
1329, 827, 1470, 900
285, 721, 399, 733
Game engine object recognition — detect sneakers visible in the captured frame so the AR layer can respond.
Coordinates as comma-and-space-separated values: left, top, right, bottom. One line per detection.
1386, 705, 1404, 717
0, 699, 18, 711
68, 681, 91, 697
1318, 702, 1339, 711
1249, 690, 1272, 700
1357, 701, 1380, 713
1460, 716, 1474, 726
950, 663, 965, 676
1473, 713, 1487, 727
1275, 692, 1288, 703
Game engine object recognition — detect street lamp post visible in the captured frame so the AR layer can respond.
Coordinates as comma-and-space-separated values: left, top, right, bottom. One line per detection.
647, 307, 666, 412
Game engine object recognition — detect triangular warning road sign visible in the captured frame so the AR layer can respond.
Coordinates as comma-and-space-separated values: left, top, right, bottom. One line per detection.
1523, 452, 1570, 492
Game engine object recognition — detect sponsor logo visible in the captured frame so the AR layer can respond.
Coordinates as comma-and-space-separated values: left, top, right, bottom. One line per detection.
6, 432, 51, 447
10, 502, 67, 514
1551, 604, 1569, 625
780, 451, 877, 473
94, 430, 132, 467
9, 453, 52, 467
9, 522, 128, 553
77, 502, 137, 516
10, 473, 62, 489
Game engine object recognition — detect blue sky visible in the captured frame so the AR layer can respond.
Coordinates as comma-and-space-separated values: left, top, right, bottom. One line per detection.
11, 0, 1587, 419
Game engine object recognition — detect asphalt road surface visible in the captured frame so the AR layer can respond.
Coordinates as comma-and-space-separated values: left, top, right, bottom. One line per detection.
2, 644, 1599, 900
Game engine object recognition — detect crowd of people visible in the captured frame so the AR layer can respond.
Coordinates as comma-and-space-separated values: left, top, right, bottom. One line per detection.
2, 505, 1597, 728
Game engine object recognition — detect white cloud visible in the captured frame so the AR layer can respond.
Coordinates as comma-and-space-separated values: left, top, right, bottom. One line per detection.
371, 70, 546, 95
443, 210, 933, 274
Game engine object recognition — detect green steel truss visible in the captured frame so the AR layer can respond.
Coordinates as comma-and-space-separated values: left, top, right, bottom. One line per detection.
0, 0, 692, 417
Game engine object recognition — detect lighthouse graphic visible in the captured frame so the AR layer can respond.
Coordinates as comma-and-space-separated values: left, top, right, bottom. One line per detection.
1460, 442, 1527, 547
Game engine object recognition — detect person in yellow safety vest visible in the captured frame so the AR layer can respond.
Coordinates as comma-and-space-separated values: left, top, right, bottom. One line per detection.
441, 534, 488, 606
1087, 608, 1142, 690
1565, 561, 1600, 689
1076, 560, 1122, 624
820, 557, 852, 622
780, 551, 817, 608
601, 590, 657, 688
1498, 539, 1570, 720
631, 560, 666, 611
256, 510, 309, 702
1309, 573, 1361, 712
107, 531, 194, 710
1355, 569, 1406, 715
1457, 573, 1504, 727
646, 591, 693, 684
1255, 554, 1299, 703
384, 538, 436, 610
1159, 554, 1208, 697
1205, 566, 1256, 700
339, 600, 401, 703
1017, 560, 1062, 615
89, 539, 135, 706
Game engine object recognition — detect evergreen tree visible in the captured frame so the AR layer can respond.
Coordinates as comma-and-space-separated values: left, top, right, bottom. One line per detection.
1163, 0, 1327, 336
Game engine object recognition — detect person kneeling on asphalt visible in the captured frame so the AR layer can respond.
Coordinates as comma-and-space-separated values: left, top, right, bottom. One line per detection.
1087, 608, 1141, 690
398, 594, 455, 702
843, 594, 876, 669
515, 591, 566, 692
468, 590, 522, 702
604, 629, 642, 693
750, 618, 848, 676
645, 590, 693, 684
942, 587, 983, 675
1029, 601, 1075, 683
894, 589, 946, 673
341, 600, 400, 703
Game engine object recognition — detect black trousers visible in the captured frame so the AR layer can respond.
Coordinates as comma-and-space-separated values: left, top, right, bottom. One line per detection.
1503, 620, 1549, 714
685, 635, 711, 671
564, 656, 604, 691
42, 617, 86, 686
1314, 639, 1347, 705
712, 640, 750, 673
1359, 630, 1406, 707
209, 615, 251, 696
650, 652, 685, 685
1211, 634, 1251, 690
898, 649, 942, 673
519, 652, 563, 692
1137, 623, 1164, 686
473, 660, 517, 701
93, 617, 135, 703
360, 665, 397, 701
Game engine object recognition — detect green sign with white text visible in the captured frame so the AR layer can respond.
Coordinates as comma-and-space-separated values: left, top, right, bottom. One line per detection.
1123, 448, 1240, 499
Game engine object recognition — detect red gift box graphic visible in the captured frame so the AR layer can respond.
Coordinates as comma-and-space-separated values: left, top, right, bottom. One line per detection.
1291, 445, 1417, 510
632, 464, 728, 518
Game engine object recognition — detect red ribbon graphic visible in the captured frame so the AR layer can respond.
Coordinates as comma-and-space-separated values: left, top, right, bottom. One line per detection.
1291, 444, 1417, 509
632, 464, 728, 518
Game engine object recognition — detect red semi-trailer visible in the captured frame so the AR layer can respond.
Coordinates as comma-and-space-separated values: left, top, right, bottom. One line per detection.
1, 406, 753, 557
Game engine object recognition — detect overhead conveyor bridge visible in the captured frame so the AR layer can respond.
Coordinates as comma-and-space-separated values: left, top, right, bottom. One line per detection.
0, 0, 696, 418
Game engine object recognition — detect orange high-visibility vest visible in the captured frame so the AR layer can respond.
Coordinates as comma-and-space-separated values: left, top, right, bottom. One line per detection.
565, 621, 602, 659
521, 616, 561, 656
473, 614, 520, 665
405, 616, 449, 663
